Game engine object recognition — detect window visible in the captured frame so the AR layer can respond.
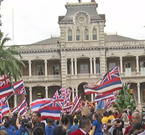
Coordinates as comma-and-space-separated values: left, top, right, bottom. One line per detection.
68, 29, 72, 41
92, 28, 97, 40
53, 65, 59, 75
37, 66, 43, 75
84, 29, 89, 40
126, 62, 131, 68
109, 63, 116, 70
140, 61, 145, 67
67, 63, 71, 74
80, 64, 89, 74
76, 29, 80, 41
96, 63, 100, 73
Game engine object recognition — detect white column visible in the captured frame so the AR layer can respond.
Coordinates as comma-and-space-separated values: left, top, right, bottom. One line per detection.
75, 88, 78, 97
29, 87, 32, 103
74, 58, 77, 75
93, 57, 96, 74
91, 94, 94, 102
45, 86, 48, 98
137, 83, 141, 104
90, 58, 93, 74
28, 60, 32, 77
72, 89, 74, 100
66, 59, 68, 75
71, 58, 74, 75
14, 95, 17, 107
120, 57, 123, 74
44, 59, 48, 76
136, 56, 139, 73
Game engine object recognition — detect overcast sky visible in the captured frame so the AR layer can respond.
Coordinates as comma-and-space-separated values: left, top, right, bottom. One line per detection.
1, 0, 145, 45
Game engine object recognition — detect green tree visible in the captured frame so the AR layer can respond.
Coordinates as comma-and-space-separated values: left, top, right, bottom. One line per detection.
113, 83, 136, 112
0, 34, 25, 80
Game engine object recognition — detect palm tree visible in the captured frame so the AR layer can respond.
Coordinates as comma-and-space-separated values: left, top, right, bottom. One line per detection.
0, 34, 25, 81
113, 83, 136, 112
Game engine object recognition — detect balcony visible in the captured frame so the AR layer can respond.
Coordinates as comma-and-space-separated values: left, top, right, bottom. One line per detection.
22, 75, 61, 82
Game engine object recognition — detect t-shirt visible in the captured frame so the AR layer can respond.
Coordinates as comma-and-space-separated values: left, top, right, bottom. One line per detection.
92, 120, 103, 135
101, 116, 108, 125
4, 127, 14, 135
45, 125, 54, 135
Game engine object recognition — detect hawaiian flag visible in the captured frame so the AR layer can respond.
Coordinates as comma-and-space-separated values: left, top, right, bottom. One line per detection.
11, 98, 28, 115
94, 92, 115, 103
61, 102, 72, 113
70, 96, 82, 114
0, 108, 2, 122
30, 98, 51, 112
0, 84, 13, 99
38, 99, 61, 120
18, 101, 28, 116
104, 98, 116, 109
13, 80, 26, 95
84, 66, 123, 95
59, 88, 71, 105
0, 97, 10, 116
0, 74, 10, 87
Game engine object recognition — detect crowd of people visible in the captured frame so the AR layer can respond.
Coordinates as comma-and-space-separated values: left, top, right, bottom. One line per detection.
0, 105, 145, 135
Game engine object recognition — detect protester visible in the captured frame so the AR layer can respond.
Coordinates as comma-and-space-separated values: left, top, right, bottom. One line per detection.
87, 108, 95, 123
101, 111, 108, 125
69, 116, 92, 135
91, 112, 103, 135
2, 121, 14, 135
128, 122, 144, 135
31, 111, 44, 135
121, 111, 130, 128
0, 130, 8, 135
108, 118, 124, 135
14, 113, 32, 135
53, 126, 66, 135
124, 111, 145, 135
70, 118, 79, 133
108, 111, 115, 122
60, 114, 70, 135
45, 118, 54, 135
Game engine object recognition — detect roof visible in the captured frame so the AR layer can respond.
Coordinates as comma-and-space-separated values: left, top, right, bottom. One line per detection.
31, 34, 137, 45
59, 2, 105, 23
31, 37, 60, 45
104, 34, 138, 42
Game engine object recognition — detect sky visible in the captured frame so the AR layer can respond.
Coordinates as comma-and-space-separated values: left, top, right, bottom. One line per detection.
1, 0, 145, 45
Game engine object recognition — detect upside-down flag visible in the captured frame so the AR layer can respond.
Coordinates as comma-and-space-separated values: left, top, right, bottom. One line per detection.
0, 84, 13, 99
70, 96, 82, 114
0, 97, 10, 116
11, 98, 28, 115
94, 92, 115, 103
84, 66, 123, 95
13, 80, 26, 95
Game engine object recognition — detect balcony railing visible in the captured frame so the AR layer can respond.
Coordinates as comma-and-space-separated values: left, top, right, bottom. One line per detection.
22, 75, 61, 82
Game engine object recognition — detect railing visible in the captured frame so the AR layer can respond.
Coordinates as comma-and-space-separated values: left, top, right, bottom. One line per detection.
66, 73, 101, 79
22, 75, 61, 82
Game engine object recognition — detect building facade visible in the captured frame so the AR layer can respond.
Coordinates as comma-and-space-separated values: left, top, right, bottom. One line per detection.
10, 1, 145, 110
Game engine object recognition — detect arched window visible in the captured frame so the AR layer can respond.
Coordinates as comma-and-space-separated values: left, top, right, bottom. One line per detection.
68, 29, 72, 41
76, 29, 80, 41
92, 28, 97, 40
84, 29, 89, 40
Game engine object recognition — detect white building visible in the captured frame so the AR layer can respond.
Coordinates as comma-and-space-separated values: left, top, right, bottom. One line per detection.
10, 1, 145, 110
